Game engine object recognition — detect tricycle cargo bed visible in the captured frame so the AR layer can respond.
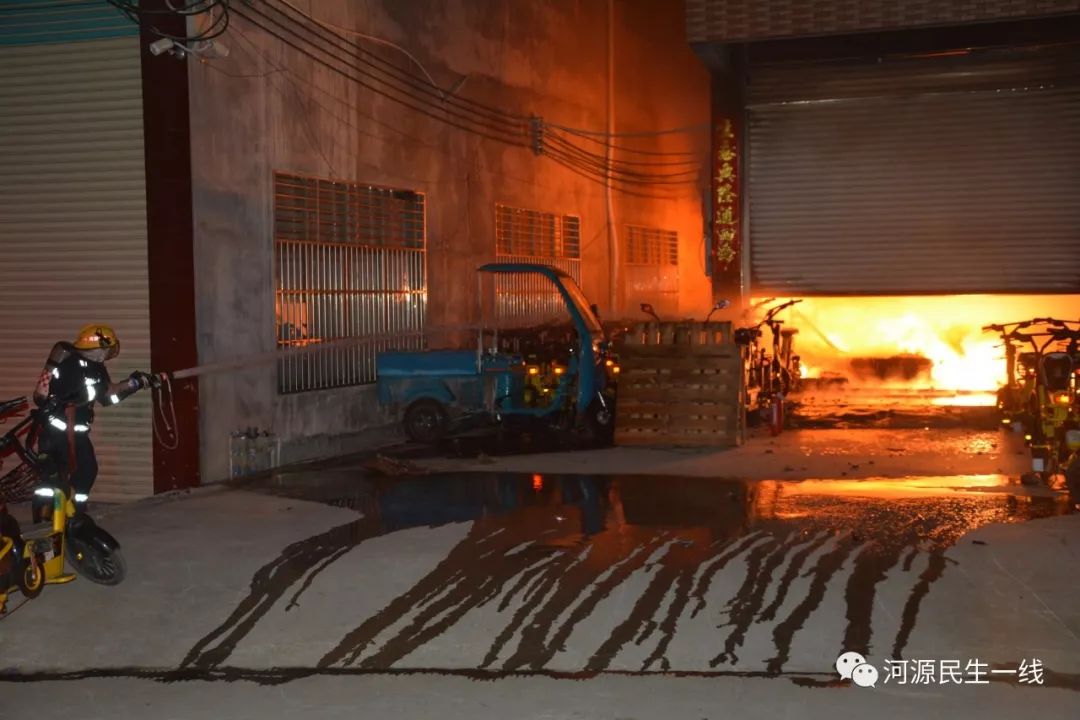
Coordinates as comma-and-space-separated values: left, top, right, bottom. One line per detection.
377, 350, 478, 377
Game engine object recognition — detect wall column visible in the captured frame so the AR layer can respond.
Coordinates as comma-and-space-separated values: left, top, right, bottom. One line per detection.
139, 1, 200, 492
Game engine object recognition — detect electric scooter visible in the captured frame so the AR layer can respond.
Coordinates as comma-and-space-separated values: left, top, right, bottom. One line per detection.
1010, 327, 1079, 485
734, 299, 802, 436
982, 318, 1067, 429
0, 393, 127, 613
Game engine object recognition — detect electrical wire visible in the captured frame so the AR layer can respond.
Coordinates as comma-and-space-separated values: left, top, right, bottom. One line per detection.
546, 129, 700, 167
210, 24, 574, 197
543, 139, 696, 187
252, 0, 703, 186
543, 135, 700, 184
274, 0, 442, 93
106, 0, 230, 43
261, 0, 525, 130
170, 1, 702, 189
541, 149, 691, 200
545, 133, 700, 177
232, 3, 528, 147
549, 124, 704, 157
548, 120, 711, 138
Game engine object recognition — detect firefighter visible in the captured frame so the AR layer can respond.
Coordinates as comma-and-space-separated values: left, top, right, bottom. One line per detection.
31, 324, 158, 515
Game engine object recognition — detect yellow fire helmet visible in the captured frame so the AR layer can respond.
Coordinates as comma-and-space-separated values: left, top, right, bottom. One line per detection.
73, 324, 120, 359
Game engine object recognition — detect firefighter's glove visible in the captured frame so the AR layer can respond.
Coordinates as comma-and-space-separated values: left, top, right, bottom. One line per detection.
127, 371, 159, 391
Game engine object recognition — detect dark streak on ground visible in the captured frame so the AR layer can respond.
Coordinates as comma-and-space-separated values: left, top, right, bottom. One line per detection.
179, 473, 1072, 676
2, 665, 1078, 691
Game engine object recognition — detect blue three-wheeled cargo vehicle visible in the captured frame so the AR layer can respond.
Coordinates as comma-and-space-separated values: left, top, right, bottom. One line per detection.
376, 263, 618, 444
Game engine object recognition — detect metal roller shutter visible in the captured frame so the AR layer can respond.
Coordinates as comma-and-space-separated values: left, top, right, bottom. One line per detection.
747, 46, 1080, 295
685, 0, 1080, 43
0, 34, 153, 503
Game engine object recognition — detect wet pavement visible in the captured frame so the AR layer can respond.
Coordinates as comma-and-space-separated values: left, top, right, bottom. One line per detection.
2, 435, 1079, 718
172, 471, 1071, 677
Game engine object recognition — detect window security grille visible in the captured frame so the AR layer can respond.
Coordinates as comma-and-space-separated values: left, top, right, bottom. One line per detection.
274, 172, 426, 393
493, 204, 582, 328
626, 225, 678, 266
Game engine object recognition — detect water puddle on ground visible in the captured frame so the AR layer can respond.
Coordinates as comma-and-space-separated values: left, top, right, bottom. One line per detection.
178, 471, 1074, 677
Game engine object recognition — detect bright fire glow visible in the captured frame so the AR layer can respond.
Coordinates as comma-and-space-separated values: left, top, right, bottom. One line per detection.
760, 294, 1080, 392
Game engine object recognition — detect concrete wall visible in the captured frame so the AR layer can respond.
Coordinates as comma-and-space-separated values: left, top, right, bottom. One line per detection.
188, 0, 711, 482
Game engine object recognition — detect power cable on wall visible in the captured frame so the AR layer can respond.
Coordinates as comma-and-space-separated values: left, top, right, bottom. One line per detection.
106, 0, 230, 45
116, 0, 705, 191
545, 131, 701, 167
274, 0, 444, 95
206, 23, 580, 197
258, 0, 527, 135
547, 120, 712, 139
544, 134, 699, 179
549, 126, 704, 157
229, 3, 529, 148
244, 0, 702, 188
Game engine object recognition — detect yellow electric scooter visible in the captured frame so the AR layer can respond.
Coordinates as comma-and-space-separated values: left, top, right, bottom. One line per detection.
0, 395, 126, 613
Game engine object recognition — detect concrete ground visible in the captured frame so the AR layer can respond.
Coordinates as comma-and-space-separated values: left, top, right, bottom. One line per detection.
1, 414, 1078, 718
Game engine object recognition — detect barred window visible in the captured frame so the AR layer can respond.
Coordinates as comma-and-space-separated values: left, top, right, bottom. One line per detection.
496, 204, 580, 259
274, 172, 426, 394
625, 225, 678, 265
494, 204, 582, 327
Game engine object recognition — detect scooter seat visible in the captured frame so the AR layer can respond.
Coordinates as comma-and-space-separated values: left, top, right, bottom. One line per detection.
20, 526, 53, 541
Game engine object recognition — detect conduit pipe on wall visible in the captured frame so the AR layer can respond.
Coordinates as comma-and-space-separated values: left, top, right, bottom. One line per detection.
606, 0, 619, 315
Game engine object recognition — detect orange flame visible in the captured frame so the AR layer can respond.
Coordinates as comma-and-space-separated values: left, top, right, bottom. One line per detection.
760, 294, 1080, 393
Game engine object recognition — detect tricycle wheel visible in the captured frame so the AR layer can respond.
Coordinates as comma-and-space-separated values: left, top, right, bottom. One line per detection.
582, 399, 615, 447
17, 554, 44, 598
403, 399, 449, 444
1065, 457, 1080, 501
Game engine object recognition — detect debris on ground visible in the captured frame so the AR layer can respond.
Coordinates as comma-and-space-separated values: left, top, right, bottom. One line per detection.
364, 454, 430, 476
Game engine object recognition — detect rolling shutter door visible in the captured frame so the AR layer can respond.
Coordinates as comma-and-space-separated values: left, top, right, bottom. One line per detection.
0, 19, 152, 502
747, 46, 1080, 295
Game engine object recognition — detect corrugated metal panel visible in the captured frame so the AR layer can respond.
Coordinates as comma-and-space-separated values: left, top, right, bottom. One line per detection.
492, 254, 582, 328
0, 38, 152, 503
747, 48, 1080, 295
625, 225, 679, 316
494, 204, 582, 327
0, 0, 135, 46
685, 0, 1080, 43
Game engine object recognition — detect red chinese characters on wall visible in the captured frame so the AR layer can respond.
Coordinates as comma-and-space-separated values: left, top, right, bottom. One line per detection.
713, 118, 738, 272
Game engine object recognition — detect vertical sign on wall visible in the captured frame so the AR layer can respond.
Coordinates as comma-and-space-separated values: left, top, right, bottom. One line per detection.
712, 118, 739, 276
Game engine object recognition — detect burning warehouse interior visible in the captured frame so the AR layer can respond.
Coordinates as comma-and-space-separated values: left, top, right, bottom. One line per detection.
0, 0, 1079, 717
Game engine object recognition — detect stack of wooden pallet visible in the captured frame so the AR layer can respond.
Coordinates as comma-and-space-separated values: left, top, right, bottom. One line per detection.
614, 321, 743, 447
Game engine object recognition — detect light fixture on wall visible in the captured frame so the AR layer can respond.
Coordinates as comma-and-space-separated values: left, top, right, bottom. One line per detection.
148, 37, 229, 60
148, 37, 176, 56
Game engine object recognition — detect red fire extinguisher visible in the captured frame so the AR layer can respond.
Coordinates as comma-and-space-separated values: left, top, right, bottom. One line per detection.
769, 393, 785, 436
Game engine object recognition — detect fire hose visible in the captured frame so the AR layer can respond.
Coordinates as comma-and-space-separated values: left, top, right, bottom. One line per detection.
147, 324, 480, 450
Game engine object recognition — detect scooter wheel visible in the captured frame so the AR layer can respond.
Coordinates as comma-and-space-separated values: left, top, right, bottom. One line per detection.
67, 537, 126, 586
17, 555, 44, 598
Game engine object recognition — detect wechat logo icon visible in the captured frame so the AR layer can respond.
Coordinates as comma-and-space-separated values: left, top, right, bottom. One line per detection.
836, 651, 878, 688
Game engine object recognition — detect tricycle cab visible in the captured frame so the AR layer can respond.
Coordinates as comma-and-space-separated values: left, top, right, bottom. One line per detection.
376, 263, 615, 443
